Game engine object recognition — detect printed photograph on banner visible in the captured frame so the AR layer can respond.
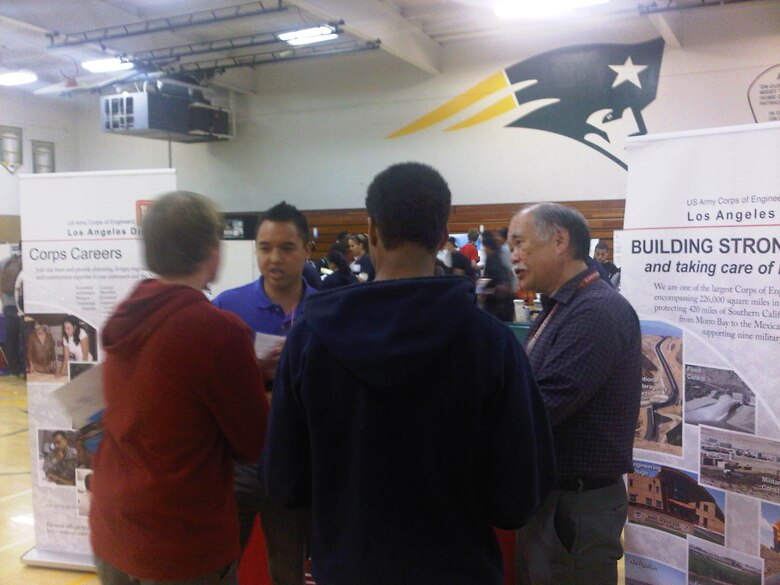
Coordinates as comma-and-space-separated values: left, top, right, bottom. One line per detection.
24, 315, 59, 380
628, 460, 725, 544
760, 501, 780, 584
685, 364, 756, 434
625, 552, 686, 585
73, 419, 100, 471
634, 320, 683, 456
76, 468, 93, 517
700, 426, 780, 504
68, 361, 96, 380
24, 313, 98, 383
37, 429, 79, 487
688, 535, 763, 585
624, 521, 690, 576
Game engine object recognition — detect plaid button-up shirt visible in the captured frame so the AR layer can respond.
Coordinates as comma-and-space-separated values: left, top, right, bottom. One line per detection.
526, 269, 642, 480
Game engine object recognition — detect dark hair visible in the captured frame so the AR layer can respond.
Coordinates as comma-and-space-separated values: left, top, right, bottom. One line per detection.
257, 201, 309, 244
326, 245, 350, 272
447, 236, 458, 246
481, 230, 501, 252
329, 240, 348, 256
497, 227, 508, 240
52, 431, 68, 441
595, 241, 609, 251
467, 229, 479, 242
336, 231, 350, 242
143, 191, 221, 277
365, 162, 451, 252
522, 203, 591, 261
62, 315, 82, 342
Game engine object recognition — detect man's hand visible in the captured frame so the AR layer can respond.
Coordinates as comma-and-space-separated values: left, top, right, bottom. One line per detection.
258, 343, 284, 381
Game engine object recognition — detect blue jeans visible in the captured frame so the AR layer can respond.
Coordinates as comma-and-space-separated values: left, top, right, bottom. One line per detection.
94, 556, 237, 585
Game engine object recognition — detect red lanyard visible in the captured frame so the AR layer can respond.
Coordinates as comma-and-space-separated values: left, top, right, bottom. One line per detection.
525, 270, 600, 355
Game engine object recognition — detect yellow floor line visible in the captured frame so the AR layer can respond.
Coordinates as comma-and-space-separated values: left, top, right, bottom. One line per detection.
0, 536, 34, 554
0, 400, 28, 407
64, 573, 97, 584
0, 488, 32, 503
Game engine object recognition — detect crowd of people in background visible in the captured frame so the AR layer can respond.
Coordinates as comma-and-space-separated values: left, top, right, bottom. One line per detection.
299, 219, 620, 329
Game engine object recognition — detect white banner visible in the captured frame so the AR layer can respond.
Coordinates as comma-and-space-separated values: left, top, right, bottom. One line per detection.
624, 122, 780, 230
19, 169, 176, 568
619, 123, 780, 584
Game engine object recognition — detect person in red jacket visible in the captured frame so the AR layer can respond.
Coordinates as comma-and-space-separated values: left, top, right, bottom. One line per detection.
90, 191, 269, 585
460, 228, 482, 275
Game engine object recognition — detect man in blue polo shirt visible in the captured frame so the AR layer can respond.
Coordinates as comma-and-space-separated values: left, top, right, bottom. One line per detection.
213, 201, 315, 585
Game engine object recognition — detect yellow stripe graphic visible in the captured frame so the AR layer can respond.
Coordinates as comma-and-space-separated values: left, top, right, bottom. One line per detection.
387, 71, 510, 138
445, 95, 518, 131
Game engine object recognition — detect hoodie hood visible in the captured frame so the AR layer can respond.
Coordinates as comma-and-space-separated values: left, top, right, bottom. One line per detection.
305, 277, 476, 386
102, 279, 207, 359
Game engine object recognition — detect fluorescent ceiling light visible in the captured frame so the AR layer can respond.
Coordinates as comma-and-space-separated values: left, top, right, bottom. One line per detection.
0, 70, 38, 86
286, 33, 338, 46
494, 0, 609, 18
81, 57, 134, 73
278, 26, 337, 46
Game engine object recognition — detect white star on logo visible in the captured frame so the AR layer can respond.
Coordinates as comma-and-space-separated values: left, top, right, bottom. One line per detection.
609, 56, 648, 88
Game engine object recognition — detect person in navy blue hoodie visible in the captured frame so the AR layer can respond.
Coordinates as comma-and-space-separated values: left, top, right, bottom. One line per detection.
262, 162, 556, 585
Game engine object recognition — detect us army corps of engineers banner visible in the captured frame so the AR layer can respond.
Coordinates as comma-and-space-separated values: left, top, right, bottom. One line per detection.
19, 169, 176, 570
614, 122, 780, 585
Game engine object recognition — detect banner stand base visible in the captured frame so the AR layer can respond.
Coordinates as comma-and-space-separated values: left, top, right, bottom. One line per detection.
21, 547, 95, 572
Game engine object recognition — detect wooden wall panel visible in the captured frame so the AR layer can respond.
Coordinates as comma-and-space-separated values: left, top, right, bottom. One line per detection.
223, 199, 626, 261
305, 199, 625, 260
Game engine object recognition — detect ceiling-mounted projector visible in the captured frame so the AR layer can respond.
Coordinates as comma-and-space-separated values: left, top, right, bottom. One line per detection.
100, 83, 231, 143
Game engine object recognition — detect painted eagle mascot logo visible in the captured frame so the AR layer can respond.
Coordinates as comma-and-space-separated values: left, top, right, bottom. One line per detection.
388, 37, 664, 169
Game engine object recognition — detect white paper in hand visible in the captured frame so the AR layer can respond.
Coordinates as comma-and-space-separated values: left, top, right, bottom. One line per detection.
254, 332, 286, 359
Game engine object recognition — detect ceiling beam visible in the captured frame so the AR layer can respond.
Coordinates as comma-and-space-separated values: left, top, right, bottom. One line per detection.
47, 2, 287, 48
647, 13, 682, 49
283, 0, 442, 74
